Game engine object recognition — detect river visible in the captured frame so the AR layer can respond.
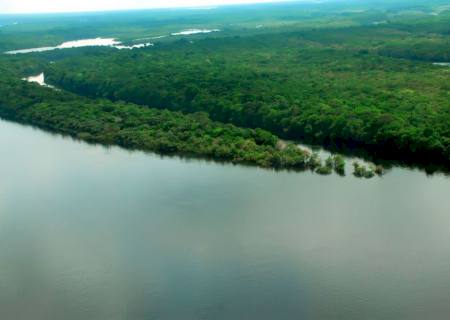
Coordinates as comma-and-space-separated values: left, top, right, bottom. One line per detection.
0, 118, 449, 320
4, 38, 153, 54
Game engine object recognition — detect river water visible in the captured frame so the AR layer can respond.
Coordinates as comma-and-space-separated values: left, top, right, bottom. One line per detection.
0, 119, 449, 320
4, 38, 153, 54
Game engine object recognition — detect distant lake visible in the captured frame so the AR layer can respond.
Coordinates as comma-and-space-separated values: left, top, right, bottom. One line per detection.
4, 38, 153, 54
171, 28, 221, 35
0, 118, 450, 320
4, 29, 220, 54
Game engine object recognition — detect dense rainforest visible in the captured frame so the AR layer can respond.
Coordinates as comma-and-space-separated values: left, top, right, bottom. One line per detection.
0, 71, 334, 171
0, 0, 449, 174
44, 28, 450, 167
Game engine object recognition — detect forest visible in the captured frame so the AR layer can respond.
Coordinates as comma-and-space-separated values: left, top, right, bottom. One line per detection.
0, 70, 334, 171
0, 0, 449, 174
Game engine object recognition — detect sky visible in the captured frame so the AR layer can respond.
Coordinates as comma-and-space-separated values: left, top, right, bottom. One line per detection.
0, 0, 295, 14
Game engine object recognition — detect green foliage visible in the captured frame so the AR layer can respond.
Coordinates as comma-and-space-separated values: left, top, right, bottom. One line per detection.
0, 0, 449, 173
316, 155, 333, 175
332, 155, 346, 176
379, 38, 450, 62
0, 75, 322, 171
316, 164, 333, 175
41, 22, 450, 168
353, 162, 376, 179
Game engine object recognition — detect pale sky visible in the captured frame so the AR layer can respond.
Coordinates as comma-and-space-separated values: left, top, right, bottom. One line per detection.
0, 0, 295, 14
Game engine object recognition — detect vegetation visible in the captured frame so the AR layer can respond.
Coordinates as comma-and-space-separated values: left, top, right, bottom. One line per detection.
42, 22, 450, 169
0, 75, 328, 170
332, 155, 346, 176
353, 162, 376, 179
352, 161, 385, 178
0, 0, 449, 176
316, 157, 333, 175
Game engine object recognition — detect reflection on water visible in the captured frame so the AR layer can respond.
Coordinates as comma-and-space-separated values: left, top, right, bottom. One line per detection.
23, 72, 55, 88
5, 29, 221, 55
4, 38, 153, 54
171, 28, 221, 35
0, 119, 449, 320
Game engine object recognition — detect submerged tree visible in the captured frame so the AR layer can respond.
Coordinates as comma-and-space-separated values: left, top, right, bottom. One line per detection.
332, 155, 346, 176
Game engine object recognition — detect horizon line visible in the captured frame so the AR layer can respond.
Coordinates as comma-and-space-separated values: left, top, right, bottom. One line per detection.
0, 0, 306, 16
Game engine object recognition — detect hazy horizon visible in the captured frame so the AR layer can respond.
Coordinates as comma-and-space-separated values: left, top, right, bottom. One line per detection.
0, 0, 302, 14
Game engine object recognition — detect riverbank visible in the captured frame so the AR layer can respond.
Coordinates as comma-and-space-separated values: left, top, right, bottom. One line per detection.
0, 78, 351, 174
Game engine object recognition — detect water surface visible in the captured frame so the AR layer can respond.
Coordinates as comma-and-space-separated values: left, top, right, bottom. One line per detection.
5, 30, 220, 55
4, 38, 153, 54
23, 72, 54, 88
171, 28, 221, 35
0, 119, 449, 320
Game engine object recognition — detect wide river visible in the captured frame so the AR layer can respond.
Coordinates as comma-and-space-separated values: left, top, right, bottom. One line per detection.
1, 119, 449, 320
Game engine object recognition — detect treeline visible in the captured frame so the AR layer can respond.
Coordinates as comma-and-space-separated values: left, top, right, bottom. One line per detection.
0, 75, 331, 171
44, 28, 450, 167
